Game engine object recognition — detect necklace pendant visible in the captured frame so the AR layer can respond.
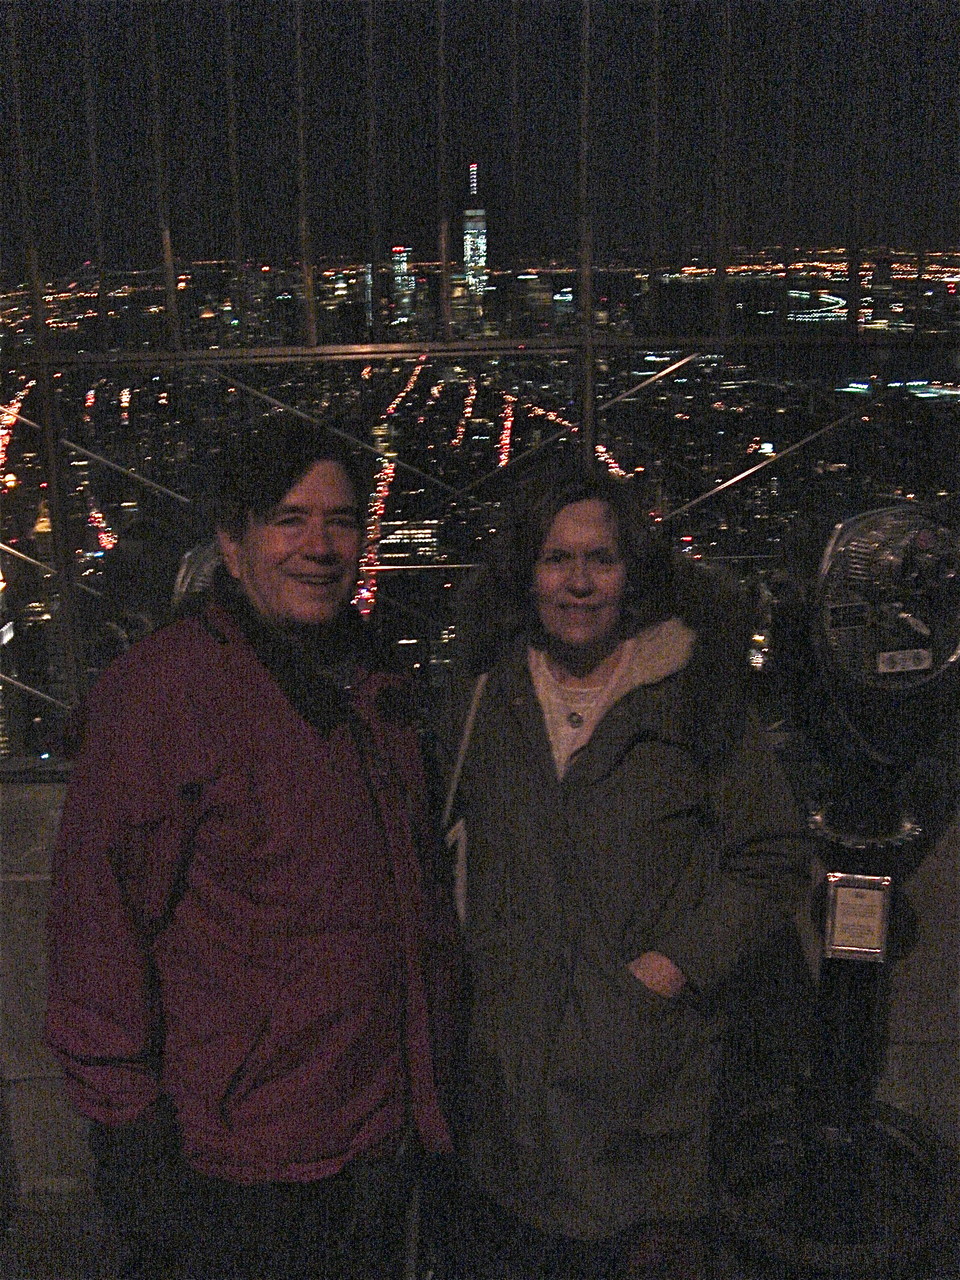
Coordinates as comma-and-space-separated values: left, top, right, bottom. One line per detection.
567, 711, 584, 728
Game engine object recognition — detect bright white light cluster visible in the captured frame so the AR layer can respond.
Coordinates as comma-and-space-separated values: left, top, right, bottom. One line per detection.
451, 380, 477, 447
594, 443, 628, 477
86, 503, 118, 551
526, 404, 577, 432
0, 381, 36, 474
355, 458, 396, 615
355, 359, 430, 613
497, 394, 516, 467
384, 357, 427, 415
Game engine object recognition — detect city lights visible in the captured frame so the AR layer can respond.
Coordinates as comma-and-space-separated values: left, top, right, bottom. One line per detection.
497, 394, 515, 467
451, 380, 478, 447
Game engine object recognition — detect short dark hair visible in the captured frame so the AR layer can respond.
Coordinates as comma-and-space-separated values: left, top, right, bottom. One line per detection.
458, 460, 676, 672
211, 419, 370, 540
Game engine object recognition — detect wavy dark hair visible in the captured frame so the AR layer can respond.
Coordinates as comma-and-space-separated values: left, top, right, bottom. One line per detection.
210, 419, 371, 540
458, 463, 677, 673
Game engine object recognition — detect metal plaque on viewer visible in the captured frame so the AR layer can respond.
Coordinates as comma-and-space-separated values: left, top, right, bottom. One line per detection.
824, 873, 892, 962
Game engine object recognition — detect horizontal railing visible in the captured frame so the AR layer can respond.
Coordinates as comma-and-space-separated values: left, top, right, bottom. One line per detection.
0, 328, 953, 764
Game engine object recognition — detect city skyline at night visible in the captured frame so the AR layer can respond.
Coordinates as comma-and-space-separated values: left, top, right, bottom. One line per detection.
2, 0, 960, 756
2, 0, 958, 284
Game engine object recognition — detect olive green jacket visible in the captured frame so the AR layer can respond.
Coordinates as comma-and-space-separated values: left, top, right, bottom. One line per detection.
451, 613, 809, 1238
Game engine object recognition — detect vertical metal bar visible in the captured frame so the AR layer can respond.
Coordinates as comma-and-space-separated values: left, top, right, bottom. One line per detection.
577, 0, 595, 456
914, 4, 939, 300
846, 243, 862, 341
365, 0, 382, 340
845, 5, 869, 345
782, 0, 798, 263
223, 0, 244, 269
645, 0, 662, 330
145, 2, 184, 352
508, 0, 520, 255
294, 0, 319, 347
437, 0, 453, 339
223, 0, 246, 340
81, 1, 109, 352
6, 5, 81, 703
778, 0, 799, 352
711, 0, 732, 339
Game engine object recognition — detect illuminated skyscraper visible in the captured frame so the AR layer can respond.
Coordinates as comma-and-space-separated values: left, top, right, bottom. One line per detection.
390, 246, 414, 323
463, 162, 487, 297
363, 262, 374, 330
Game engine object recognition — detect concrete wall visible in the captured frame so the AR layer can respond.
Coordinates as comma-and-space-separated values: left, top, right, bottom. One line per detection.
880, 819, 960, 1146
0, 781, 101, 1274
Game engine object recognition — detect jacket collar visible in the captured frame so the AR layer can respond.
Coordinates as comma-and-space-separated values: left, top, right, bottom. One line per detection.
199, 590, 387, 738
492, 616, 740, 788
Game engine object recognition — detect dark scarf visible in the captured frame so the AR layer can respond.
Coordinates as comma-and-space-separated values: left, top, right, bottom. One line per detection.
213, 570, 373, 736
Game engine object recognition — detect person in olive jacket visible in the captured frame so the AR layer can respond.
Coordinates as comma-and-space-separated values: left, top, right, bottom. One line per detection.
47, 425, 457, 1280
443, 465, 810, 1280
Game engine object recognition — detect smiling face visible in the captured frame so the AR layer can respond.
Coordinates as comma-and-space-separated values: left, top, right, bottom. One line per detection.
217, 460, 364, 627
533, 498, 627, 664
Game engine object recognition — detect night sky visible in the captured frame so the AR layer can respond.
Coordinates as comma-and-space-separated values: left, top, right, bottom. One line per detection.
2, 0, 958, 283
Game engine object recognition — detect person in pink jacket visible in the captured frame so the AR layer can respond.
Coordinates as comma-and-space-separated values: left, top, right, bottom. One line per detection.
46, 425, 456, 1280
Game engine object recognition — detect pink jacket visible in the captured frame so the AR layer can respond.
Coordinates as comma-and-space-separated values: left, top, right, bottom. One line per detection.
47, 603, 454, 1183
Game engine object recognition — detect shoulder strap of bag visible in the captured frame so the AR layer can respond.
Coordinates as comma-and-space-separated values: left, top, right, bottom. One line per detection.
443, 673, 488, 928
442, 672, 488, 829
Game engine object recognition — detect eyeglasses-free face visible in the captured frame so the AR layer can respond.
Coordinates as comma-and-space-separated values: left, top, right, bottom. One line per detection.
533, 498, 627, 662
218, 460, 363, 628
